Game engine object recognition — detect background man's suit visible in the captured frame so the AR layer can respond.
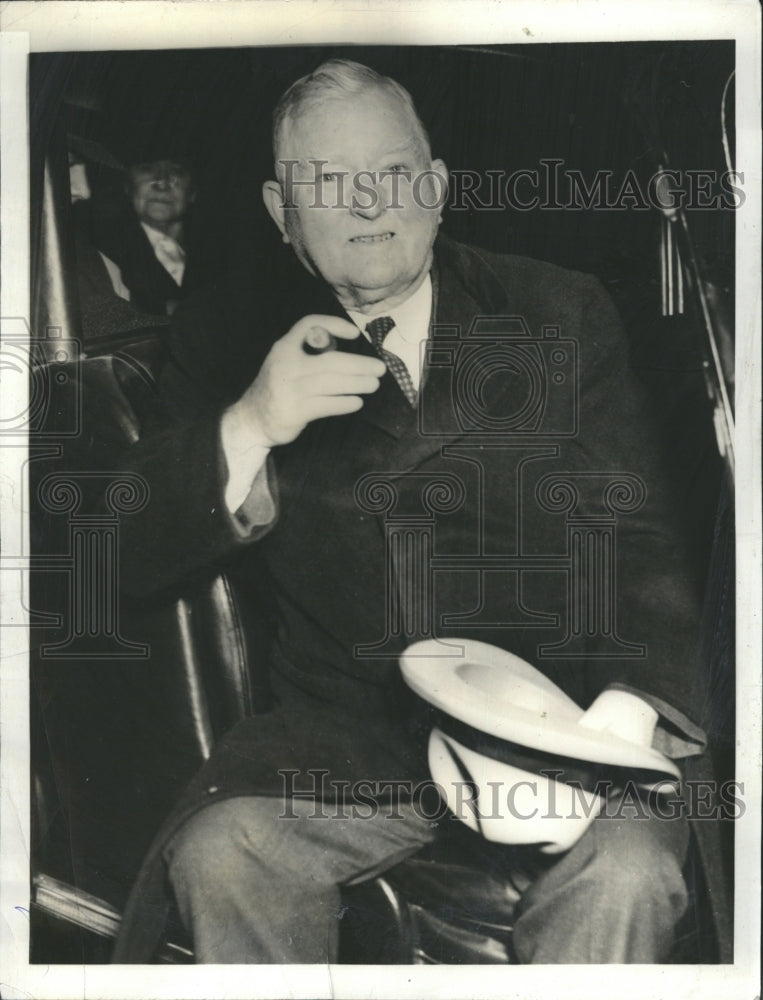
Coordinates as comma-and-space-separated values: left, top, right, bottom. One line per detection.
96, 215, 211, 315
113, 233, 708, 961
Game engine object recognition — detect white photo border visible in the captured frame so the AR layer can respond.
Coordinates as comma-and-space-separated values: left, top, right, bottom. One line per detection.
1, 2, 760, 999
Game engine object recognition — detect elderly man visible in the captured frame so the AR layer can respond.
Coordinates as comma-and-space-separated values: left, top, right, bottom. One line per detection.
96, 157, 198, 315
114, 60, 706, 964
67, 137, 169, 341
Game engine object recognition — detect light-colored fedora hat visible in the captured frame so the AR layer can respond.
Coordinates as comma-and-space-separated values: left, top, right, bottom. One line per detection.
400, 638, 681, 853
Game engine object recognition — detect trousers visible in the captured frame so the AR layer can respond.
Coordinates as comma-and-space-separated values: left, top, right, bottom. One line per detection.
165, 790, 689, 964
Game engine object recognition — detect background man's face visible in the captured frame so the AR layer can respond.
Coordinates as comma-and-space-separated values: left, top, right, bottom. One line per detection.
129, 160, 195, 229
271, 88, 447, 310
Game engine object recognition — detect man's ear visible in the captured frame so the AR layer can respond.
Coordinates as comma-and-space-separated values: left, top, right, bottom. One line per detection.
262, 180, 289, 243
430, 159, 449, 213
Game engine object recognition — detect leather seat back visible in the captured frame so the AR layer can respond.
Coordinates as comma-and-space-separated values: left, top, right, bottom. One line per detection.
31, 340, 260, 915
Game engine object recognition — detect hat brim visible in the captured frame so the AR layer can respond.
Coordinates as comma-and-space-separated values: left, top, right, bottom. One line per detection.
400, 638, 680, 781
68, 134, 124, 171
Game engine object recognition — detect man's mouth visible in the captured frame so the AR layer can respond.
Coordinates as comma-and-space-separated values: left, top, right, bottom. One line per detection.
350, 233, 394, 244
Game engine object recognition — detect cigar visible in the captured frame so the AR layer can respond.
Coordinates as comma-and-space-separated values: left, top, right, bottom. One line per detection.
302, 327, 337, 355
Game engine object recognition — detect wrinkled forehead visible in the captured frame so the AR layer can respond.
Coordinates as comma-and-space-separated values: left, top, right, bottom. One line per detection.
276, 86, 428, 171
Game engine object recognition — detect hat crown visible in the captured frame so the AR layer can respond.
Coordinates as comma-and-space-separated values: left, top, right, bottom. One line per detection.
399, 638, 680, 782
454, 659, 581, 722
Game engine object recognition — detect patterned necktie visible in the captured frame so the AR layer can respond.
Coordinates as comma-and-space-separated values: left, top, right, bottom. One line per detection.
365, 316, 417, 407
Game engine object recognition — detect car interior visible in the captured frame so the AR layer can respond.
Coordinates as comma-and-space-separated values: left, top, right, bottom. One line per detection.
26, 42, 735, 964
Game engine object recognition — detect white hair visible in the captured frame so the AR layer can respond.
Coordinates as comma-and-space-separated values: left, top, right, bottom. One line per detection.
272, 59, 431, 173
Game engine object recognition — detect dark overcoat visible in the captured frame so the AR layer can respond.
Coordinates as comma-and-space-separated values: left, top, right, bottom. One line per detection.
112, 234, 718, 962
96, 215, 213, 315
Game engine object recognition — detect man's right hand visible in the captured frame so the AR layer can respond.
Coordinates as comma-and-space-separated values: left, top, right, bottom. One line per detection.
226, 314, 386, 448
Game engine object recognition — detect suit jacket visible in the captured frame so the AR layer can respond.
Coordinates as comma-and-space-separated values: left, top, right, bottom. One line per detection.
113, 233, 712, 961
71, 230, 169, 342
96, 215, 210, 316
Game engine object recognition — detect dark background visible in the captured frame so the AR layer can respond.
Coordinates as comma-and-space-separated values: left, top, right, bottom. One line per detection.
27, 42, 737, 961
29, 37, 737, 713
31, 41, 735, 298
30, 42, 736, 578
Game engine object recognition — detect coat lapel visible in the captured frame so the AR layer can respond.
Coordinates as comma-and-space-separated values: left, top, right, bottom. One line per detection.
353, 234, 517, 457
377, 234, 516, 471
279, 234, 520, 468
279, 255, 428, 442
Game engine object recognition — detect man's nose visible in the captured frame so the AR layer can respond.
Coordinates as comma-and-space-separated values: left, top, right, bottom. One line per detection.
151, 173, 172, 191
349, 175, 387, 221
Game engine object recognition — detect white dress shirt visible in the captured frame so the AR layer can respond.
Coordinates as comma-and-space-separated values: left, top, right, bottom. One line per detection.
222, 275, 433, 514
346, 273, 432, 391
140, 222, 186, 286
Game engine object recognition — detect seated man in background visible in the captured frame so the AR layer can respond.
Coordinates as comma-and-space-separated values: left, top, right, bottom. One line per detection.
114, 59, 709, 965
96, 155, 198, 315
67, 134, 169, 342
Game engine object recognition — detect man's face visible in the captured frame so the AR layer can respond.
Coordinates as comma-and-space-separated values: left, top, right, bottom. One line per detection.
129, 160, 195, 229
264, 88, 447, 311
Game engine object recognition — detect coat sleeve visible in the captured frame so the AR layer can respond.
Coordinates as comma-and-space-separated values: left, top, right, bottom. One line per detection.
568, 273, 708, 750
117, 285, 278, 598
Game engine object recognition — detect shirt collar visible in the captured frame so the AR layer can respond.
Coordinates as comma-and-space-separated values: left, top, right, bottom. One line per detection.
140, 221, 182, 251
346, 273, 432, 343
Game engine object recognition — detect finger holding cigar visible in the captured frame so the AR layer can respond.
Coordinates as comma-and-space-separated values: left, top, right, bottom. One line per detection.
303, 326, 337, 354
227, 314, 386, 448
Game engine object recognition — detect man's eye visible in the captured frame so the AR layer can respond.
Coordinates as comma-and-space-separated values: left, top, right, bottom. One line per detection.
321, 172, 338, 182
386, 164, 409, 174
